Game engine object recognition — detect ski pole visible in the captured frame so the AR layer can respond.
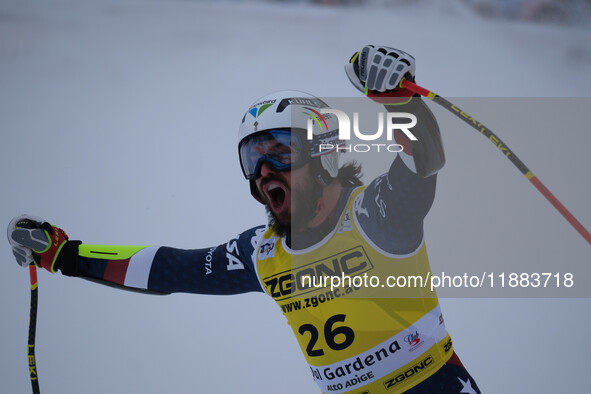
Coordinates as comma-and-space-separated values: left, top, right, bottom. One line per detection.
400, 79, 591, 245
28, 265, 40, 394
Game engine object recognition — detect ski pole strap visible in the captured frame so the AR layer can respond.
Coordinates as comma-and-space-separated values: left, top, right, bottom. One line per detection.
28, 265, 40, 394
400, 79, 591, 245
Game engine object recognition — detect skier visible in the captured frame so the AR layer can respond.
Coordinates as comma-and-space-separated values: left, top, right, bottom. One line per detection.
8, 45, 481, 393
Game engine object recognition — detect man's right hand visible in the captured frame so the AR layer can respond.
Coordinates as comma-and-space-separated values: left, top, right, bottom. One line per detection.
345, 45, 416, 94
7, 215, 73, 273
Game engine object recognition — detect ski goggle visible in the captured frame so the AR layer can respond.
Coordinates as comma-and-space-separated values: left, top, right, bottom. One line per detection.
239, 129, 309, 180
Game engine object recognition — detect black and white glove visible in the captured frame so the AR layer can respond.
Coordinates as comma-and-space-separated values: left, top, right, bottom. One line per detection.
7, 214, 80, 275
345, 45, 416, 95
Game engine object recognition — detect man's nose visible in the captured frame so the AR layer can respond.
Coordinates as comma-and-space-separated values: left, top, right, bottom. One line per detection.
259, 161, 277, 178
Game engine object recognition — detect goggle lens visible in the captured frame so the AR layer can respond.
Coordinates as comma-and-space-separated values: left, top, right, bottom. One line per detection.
239, 129, 307, 180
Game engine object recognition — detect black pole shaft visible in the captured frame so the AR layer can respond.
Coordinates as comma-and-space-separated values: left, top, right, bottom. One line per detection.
28, 265, 40, 394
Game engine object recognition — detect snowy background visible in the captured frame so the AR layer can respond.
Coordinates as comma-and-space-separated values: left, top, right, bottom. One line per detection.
1, 0, 591, 393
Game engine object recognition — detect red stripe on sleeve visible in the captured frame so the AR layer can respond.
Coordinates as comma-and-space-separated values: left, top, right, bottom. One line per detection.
103, 259, 131, 285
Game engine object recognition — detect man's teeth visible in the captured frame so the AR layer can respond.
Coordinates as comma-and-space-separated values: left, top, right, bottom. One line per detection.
268, 184, 280, 191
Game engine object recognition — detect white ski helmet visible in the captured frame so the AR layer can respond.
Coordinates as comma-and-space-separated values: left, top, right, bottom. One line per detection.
238, 90, 341, 183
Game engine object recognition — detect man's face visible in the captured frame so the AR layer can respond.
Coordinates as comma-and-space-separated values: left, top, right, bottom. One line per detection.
255, 161, 320, 235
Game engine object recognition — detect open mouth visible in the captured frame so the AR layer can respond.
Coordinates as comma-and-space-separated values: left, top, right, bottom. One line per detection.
264, 181, 289, 214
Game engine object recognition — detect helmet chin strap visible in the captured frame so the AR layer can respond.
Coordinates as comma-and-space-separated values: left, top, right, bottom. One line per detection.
315, 173, 328, 187
312, 157, 333, 187
249, 180, 266, 204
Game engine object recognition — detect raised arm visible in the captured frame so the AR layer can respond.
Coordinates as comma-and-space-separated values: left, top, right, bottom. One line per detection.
345, 45, 446, 254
